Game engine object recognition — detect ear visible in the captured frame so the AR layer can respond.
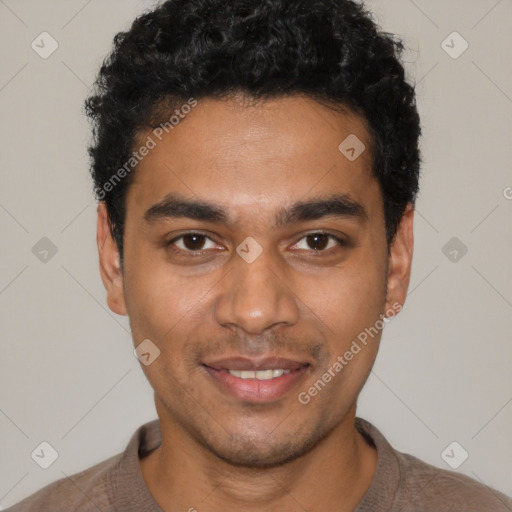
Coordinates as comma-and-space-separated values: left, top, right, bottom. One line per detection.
97, 202, 127, 316
385, 203, 414, 313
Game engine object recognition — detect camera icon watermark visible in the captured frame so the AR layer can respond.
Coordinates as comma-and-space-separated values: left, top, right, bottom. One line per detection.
441, 31, 468, 60
32, 237, 58, 263
442, 237, 468, 263
441, 441, 469, 469
31, 31, 59, 59
31, 441, 59, 469
338, 134, 366, 162
134, 338, 161, 366
236, 237, 263, 263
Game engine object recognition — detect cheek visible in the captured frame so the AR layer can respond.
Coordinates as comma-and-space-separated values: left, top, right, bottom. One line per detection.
123, 249, 216, 344
296, 257, 386, 400
298, 257, 387, 338
300, 266, 385, 411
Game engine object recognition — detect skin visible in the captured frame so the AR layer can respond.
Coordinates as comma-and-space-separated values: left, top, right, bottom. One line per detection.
97, 94, 414, 512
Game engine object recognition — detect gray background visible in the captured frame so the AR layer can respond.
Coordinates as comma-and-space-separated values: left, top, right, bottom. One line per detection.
1, 0, 511, 508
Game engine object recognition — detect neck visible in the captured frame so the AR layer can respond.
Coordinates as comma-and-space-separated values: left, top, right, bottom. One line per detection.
140, 408, 378, 512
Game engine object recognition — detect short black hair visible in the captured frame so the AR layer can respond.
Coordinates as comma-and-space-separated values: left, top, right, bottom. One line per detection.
84, 0, 421, 266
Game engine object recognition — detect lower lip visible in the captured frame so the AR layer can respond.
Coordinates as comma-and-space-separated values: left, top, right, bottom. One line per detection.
202, 365, 310, 403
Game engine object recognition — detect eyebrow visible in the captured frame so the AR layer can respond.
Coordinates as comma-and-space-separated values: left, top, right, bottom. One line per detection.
143, 192, 368, 228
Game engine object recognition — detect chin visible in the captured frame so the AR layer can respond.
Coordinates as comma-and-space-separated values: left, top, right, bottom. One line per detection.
194, 424, 330, 469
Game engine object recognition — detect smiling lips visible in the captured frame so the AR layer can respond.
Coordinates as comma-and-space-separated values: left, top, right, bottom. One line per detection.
202, 356, 311, 402
227, 368, 291, 379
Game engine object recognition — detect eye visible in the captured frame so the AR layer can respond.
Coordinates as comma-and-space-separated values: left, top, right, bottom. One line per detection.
166, 231, 346, 256
167, 232, 219, 253
292, 232, 345, 252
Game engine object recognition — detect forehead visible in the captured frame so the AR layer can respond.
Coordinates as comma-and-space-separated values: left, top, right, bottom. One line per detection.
126, 95, 382, 225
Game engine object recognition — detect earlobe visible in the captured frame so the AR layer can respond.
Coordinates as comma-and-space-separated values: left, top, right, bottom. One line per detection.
385, 203, 414, 313
97, 202, 127, 316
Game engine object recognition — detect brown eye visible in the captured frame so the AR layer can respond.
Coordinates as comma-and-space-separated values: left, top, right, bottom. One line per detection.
293, 232, 345, 252
306, 233, 330, 250
181, 234, 207, 250
167, 233, 218, 253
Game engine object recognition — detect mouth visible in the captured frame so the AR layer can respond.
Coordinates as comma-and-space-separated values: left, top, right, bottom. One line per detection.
226, 368, 291, 379
201, 357, 311, 403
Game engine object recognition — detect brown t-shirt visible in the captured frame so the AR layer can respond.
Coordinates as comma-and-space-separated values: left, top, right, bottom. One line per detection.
5, 417, 512, 512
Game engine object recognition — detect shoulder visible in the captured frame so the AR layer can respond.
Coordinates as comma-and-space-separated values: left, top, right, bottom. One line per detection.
4, 452, 122, 512
394, 450, 512, 511
355, 417, 512, 512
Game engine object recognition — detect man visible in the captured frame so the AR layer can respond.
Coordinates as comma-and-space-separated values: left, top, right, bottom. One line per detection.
7, 0, 512, 511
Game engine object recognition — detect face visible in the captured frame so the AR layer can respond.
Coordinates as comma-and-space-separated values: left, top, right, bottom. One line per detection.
97, 94, 413, 468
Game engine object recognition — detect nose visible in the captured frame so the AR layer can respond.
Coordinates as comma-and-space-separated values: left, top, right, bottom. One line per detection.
214, 245, 300, 335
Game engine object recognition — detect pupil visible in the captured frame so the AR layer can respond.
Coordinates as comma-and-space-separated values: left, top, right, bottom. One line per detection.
308, 233, 328, 250
184, 234, 205, 250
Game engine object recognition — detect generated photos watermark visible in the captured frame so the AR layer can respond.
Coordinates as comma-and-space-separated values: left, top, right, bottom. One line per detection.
298, 301, 402, 405
96, 97, 198, 200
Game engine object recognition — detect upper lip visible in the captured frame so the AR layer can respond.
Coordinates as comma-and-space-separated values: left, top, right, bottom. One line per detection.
203, 357, 310, 371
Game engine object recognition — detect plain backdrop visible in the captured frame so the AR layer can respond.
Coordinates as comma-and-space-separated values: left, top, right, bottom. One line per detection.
1, 0, 511, 508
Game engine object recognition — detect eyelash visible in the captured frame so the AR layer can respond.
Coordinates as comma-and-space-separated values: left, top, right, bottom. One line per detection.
166, 231, 347, 256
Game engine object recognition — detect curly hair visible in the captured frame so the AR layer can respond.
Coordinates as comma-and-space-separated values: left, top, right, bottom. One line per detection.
84, 0, 421, 265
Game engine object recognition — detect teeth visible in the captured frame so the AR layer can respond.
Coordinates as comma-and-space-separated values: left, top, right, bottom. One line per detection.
228, 369, 291, 380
